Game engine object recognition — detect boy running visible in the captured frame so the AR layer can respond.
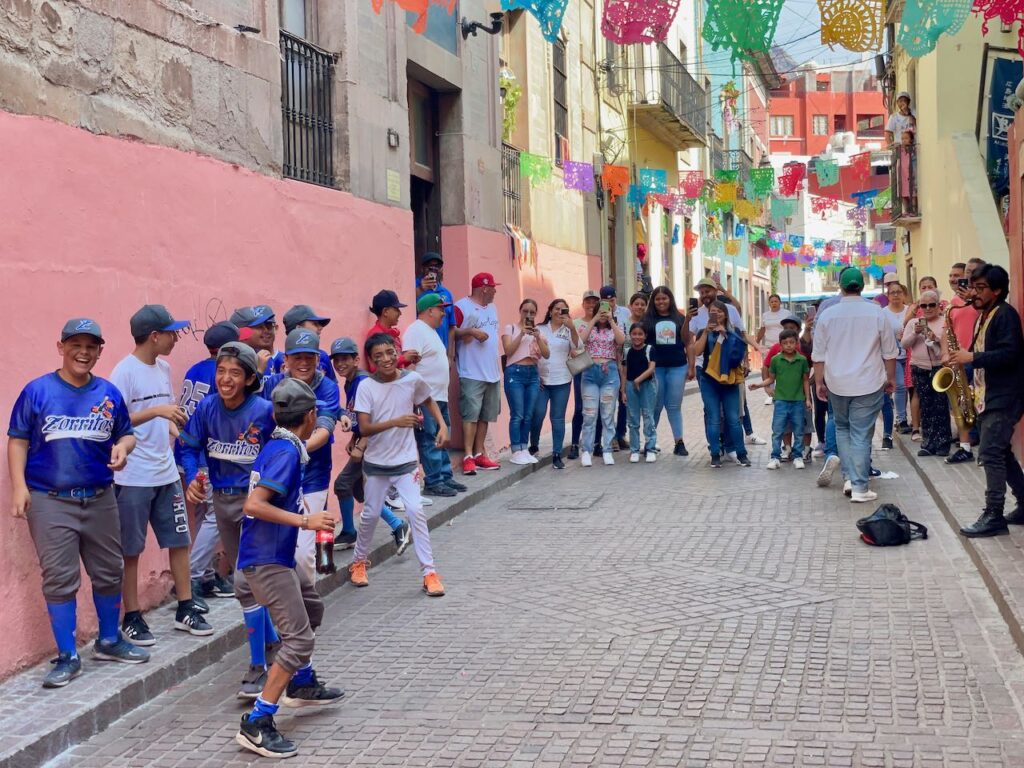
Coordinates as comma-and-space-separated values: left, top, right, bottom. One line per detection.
750, 329, 812, 470
236, 378, 344, 759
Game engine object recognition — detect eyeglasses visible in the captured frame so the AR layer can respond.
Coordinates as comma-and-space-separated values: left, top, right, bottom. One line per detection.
919, 303, 938, 309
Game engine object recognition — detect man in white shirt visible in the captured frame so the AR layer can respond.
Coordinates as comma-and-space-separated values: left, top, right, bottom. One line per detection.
812, 268, 899, 503
454, 273, 503, 474
111, 305, 213, 647
404, 294, 462, 497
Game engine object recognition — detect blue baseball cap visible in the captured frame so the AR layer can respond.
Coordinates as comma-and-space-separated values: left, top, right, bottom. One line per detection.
329, 337, 359, 357
203, 321, 240, 349
283, 304, 331, 333
61, 318, 105, 344
130, 305, 189, 337
284, 328, 321, 356
230, 305, 275, 328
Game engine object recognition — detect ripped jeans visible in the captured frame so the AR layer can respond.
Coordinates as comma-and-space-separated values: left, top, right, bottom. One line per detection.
580, 362, 620, 454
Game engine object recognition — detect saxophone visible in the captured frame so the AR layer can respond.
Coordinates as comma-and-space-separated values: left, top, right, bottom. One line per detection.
932, 305, 976, 432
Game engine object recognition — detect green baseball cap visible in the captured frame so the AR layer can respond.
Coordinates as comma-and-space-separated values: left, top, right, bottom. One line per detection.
416, 293, 451, 313
839, 267, 865, 290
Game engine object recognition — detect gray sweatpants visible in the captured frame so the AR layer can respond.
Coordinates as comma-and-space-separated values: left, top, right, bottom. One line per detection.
27, 490, 123, 603
212, 492, 255, 609
188, 498, 219, 582
245, 563, 323, 673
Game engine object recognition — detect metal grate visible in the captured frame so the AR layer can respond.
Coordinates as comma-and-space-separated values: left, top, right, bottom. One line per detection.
553, 40, 568, 165
502, 143, 522, 227
280, 30, 335, 187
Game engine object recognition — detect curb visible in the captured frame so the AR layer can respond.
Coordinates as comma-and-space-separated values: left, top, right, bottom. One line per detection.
1, 452, 551, 768
897, 437, 1024, 657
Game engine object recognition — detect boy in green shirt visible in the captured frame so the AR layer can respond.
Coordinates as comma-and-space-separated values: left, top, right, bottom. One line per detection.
750, 329, 811, 469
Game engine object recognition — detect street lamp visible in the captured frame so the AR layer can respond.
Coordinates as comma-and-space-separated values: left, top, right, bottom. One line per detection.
461, 12, 503, 40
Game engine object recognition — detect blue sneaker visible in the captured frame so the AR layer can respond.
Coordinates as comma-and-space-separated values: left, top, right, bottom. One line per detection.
43, 653, 82, 688
869, 467, 881, 478
93, 636, 150, 664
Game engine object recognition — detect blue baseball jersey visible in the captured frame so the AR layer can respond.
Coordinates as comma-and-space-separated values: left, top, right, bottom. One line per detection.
414, 279, 457, 349
8, 373, 134, 492
267, 349, 337, 382
238, 438, 304, 569
174, 357, 218, 468
262, 372, 340, 493
343, 370, 369, 438
179, 394, 275, 490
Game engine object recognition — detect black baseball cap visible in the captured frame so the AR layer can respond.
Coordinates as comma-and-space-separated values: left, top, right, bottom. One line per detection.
420, 252, 443, 266
283, 304, 331, 333
599, 285, 617, 299
230, 305, 275, 328
61, 318, 105, 344
203, 321, 240, 349
130, 305, 189, 337
370, 290, 407, 316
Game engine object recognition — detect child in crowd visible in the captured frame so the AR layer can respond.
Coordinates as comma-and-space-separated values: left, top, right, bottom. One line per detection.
762, 315, 813, 462
750, 329, 811, 470
621, 323, 658, 464
899, 129, 918, 215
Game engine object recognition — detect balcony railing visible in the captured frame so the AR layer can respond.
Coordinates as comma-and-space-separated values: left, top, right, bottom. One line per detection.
890, 144, 920, 222
502, 143, 522, 227
710, 133, 724, 173
726, 148, 753, 181
626, 44, 707, 148
281, 30, 335, 187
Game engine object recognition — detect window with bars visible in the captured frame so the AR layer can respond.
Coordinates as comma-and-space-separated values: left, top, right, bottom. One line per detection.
770, 115, 794, 137
502, 143, 522, 226
812, 115, 828, 135
280, 30, 335, 187
553, 40, 568, 166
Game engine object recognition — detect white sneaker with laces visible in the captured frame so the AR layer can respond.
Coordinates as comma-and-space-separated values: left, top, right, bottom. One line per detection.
766, 458, 781, 470
509, 451, 531, 465
851, 490, 878, 503
747, 433, 767, 445
603, 453, 615, 466
645, 451, 657, 463
580, 452, 593, 467
629, 452, 640, 463
386, 489, 405, 511
527, 453, 539, 464
793, 457, 805, 469
725, 451, 740, 464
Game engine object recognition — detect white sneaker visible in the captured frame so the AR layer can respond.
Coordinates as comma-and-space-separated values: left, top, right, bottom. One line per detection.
763, 395, 773, 406
527, 453, 539, 464
603, 453, 615, 466
851, 490, 878, 503
421, 496, 434, 506
725, 451, 740, 464
629, 452, 640, 463
812, 445, 825, 458
581, 452, 593, 467
747, 433, 767, 445
766, 458, 781, 470
645, 451, 657, 463
793, 457, 805, 469
843, 480, 852, 497
386, 489, 405, 511
509, 451, 530, 465
817, 455, 840, 487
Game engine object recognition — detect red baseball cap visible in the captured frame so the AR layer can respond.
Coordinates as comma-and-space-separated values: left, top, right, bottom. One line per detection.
471, 272, 501, 289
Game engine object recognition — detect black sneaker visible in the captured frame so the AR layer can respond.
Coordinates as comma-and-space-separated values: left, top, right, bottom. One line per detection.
567, 444, 580, 460
710, 454, 722, 468
881, 437, 893, 450
190, 594, 210, 614
737, 455, 752, 467
946, 448, 974, 464
176, 584, 209, 613
444, 479, 469, 492
896, 421, 913, 435
174, 605, 214, 636
121, 613, 155, 647
552, 454, 565, 470
192, 578, 216, 600
393, 521, 412, 556
237, 664, 268, 700
43, 653, 82, 688
673, 440, 688, 456
236, 714, 297, 759
528, 445, 539, 456
917, 448, 934, 457
423, 484, 457, 497
281, 671, 345, 708
212, 574, 235, 598
335, 531, 357, 550
802, 446, 813, 463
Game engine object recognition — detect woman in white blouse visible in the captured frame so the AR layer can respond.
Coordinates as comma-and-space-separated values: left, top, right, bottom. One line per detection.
528, 298, 579, 470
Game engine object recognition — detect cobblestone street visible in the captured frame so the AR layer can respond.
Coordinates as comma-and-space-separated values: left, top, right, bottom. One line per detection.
47, 396, 1024, 767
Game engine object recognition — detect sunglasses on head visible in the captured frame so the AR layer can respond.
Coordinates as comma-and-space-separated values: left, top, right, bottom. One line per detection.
919, 302, 938, 309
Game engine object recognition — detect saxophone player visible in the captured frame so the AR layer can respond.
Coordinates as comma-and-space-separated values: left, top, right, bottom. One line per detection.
952, 265, 1024, 538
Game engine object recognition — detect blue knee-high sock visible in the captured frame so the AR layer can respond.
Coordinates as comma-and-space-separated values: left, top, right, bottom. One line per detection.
263, 607, 279, 646
243, 606, 267, 667
381, 504, 403, 532
250, 696, 279, 720
46, 600, 78, 657
92, 591, 122, 644
291, 662, 314, 686
339, 497, 356, 535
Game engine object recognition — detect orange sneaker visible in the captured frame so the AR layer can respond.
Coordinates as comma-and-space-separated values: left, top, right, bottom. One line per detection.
422, 572, 445, 597
348, 560, 369, 588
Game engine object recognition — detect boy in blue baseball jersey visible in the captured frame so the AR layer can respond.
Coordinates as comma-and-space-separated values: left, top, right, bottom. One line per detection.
229, 305, 278, 374
265, 304, 337, 382
236, 378, 344, 759
179, 342, 277, 699
8, 319, 150, 688
262, 328, 341, 584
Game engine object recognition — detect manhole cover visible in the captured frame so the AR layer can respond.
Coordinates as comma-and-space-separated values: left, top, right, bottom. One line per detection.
508, 491, 604, 510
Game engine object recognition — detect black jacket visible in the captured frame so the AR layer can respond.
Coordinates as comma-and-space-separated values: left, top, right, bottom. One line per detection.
970, 301, 1024, 413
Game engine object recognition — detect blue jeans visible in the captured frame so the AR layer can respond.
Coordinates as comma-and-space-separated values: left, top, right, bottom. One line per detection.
530, 381, 571, 455
881, 358, 907, 435
654, 365, 687, 442
417, 401, 453, 487
503, 364, 540, 453
698, 372, 746, 460
771, 400, 805, 460
830, 388, 884, 493
581, 363, 620, 453
824, 398, 837, 460
626, 379, 658, 453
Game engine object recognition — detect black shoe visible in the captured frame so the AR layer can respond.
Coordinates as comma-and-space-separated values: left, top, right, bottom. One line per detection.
710, 454, 722, 468
393, 521, 411, 555
281, 671, 345, 708
174, 604, 214, 636
946, 448, 974, 464
960, 511, 1010, 538
212, 574, 235, 598
423, 484, 457, 497
552, 454, 565, 470
593, 446, 603, 458
567, 445, 580, 460
528, 445, 539, 456
881, 437, 893, 450
1006, 506, 1024, 525
737, 455, 752, 467
444, 479, 469, 492
236, 714, 297, 759
192, 578, 216, 600
896, 421, 912, 435
121, 613, 155, 647
673, 440, 688, 456
617, 436, 629, 451
190, 595, 210, 614
335, 531, 357, 550
780, 448, 793, 462
917, 448, 934, 457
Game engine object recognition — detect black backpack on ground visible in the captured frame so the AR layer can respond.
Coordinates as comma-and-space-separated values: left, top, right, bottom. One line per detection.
856, 504, 928, 546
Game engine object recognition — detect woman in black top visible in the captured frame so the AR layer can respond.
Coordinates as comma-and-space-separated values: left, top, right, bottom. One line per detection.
643, 286, 691, 455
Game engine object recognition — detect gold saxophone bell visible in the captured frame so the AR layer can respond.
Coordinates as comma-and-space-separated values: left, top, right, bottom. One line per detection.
931, 306, 976, 433
932, 366, 954, 393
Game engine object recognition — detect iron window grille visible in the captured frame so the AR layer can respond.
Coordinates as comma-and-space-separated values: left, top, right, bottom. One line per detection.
280, 30, 335, 187
553, 40, 568, 166
502, 143, 522, 227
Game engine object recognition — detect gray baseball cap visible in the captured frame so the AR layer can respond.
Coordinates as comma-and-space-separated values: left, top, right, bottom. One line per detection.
130, 305, 189, 337
285, 328, 321, 356
61, 318, 105, 344
216, 341, 259, 375
283, 304, 331, 333
203, 321, 240, 349
271, 377, 317, 418
230, 305, 275, 328
329, 337, 359, 357
780, 314, 801, 328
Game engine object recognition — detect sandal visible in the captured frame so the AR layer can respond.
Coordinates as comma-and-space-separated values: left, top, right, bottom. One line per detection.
911, 429, 922, 442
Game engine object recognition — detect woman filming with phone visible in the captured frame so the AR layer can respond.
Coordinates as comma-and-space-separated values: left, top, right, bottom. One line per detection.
503, 299, 549, 466
901, 289, 951, 458
578, 299, 625, 466
529, 299, 580, 469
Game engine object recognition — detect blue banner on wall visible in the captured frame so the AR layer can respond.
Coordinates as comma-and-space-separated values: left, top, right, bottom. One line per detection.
987, 57, 1023, 197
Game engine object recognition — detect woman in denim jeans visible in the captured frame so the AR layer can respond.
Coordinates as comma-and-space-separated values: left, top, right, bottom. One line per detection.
643, 286, 691, 456
502, 299, 549, 465
579, 304, 625, 466
529, 299, 580, 470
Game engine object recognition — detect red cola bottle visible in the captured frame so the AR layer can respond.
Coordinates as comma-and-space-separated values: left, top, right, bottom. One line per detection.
316, 529, 336, 574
